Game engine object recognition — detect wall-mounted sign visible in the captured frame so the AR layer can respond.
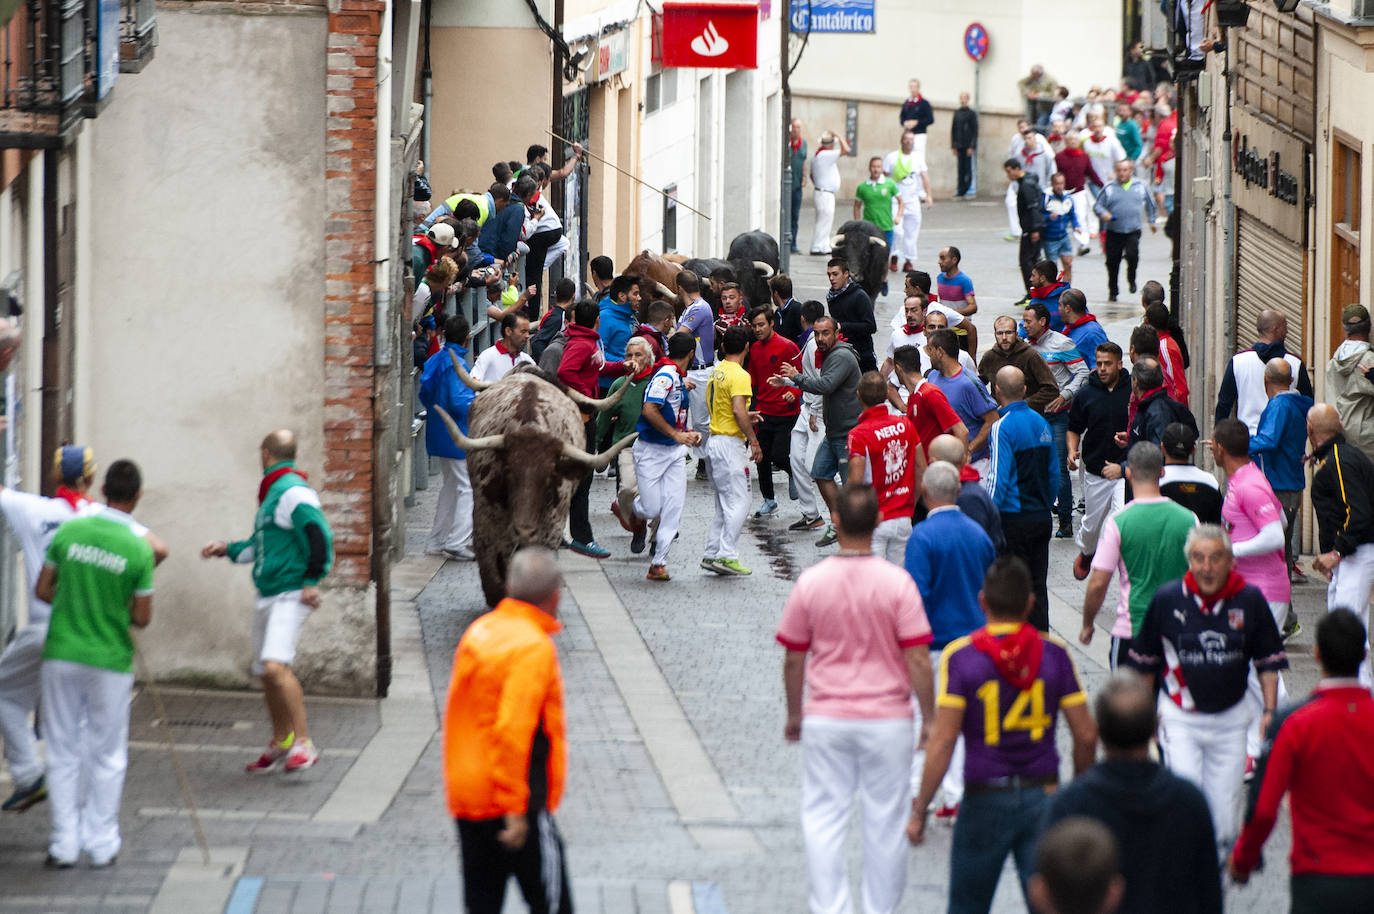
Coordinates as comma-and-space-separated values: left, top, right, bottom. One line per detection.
1230, 107, 1307, 244
963, 23, 988, 62
660, 2, 759, 70
592, 28, 630, 82
790, 1, 875, 34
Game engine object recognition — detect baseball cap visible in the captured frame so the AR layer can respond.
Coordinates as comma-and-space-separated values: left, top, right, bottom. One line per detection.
427, 223, 457, 247
1161, 423, 1197, 460
1342, 303, 1369, 325
52, 445, 95, 484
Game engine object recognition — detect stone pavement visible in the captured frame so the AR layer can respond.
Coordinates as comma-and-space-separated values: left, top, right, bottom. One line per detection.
0, 198, 1318, 912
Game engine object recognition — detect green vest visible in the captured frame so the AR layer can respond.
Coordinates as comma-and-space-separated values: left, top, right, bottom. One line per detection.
227, 464, 334, 597
443, 192, 490, 226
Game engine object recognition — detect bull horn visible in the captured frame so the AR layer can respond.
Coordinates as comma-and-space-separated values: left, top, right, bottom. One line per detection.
655, 280, 675, 298
565, 377, 629, 412
752, 260, 774, 278
561, 432, 638, 470
431, 405, 505, 452
447, 348, 493, 391
868, 235, 886, 246
831, 234, 844, 248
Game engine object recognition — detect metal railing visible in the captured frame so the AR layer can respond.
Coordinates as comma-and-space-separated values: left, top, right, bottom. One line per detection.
118, 0, 154, 72
0, 0, 88, 146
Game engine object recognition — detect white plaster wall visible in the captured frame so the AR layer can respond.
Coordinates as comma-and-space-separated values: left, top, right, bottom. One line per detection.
85, 9, 332, 686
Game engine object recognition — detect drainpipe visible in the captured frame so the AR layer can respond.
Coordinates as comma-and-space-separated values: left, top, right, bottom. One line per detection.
1220, 41, 1236, 360
420, 0, 431, 168
373, 0, 395, 697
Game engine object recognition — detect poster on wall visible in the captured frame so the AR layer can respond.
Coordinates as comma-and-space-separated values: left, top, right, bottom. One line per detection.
790, 0, 875, 34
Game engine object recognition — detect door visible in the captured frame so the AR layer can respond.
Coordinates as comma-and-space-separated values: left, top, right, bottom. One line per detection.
1331, 134, 1361, 355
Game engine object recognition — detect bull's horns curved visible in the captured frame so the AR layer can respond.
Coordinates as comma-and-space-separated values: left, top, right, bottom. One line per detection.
868, 235, 886, 246
654, 280, 675, 298
565, 377, 629, 412
448, 348, 493, 391
752, 260, 775, 278
431, 405, 506, 452
831, 233, 844, 248
561, 432, 638, 470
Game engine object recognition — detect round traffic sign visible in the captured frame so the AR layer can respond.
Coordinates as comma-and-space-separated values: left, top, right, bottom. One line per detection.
964, 23, 989, 62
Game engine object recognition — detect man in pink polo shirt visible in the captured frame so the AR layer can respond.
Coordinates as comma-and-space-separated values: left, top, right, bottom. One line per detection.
777, 483, 935, 914
1212, 419, 1291, 769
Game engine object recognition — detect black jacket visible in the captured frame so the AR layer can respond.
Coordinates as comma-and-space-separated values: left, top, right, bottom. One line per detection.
1068, 369, 1130, 475
1015, 174, 1045, 235
1310, 433, 1374, 556
951, 106, 978, 149
899, 97, 934, 133
1129, 386, 1196, 449
1044, 760, 1221, 914
775, 297, 805, 350
826, 284, 878, 372
1214, 339, 1312, 424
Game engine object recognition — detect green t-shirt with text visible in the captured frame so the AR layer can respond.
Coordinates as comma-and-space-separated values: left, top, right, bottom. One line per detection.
42, 512, 155, 673
855, 178, 900, 231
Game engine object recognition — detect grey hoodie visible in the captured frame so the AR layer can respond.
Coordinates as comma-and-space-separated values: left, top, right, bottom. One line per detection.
1328, 339, 1374, 462
790, 340, 862, 436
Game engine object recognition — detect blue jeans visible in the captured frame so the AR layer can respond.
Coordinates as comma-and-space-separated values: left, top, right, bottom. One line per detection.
1045, 410, 1072, 524
949, 786, 1051, 914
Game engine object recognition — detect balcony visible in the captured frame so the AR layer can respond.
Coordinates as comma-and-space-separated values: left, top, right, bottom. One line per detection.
0, 0, 89, 148
119, 0, 153, 73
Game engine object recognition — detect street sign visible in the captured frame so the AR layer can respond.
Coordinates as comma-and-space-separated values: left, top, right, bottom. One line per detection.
963, 22, 988, 62
790, 1, 875, 34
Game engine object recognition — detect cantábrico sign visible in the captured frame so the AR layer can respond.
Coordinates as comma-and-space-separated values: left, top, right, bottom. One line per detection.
790, 0, 875, 33
1230, 107, 1307, 243
660, 1, 759, 69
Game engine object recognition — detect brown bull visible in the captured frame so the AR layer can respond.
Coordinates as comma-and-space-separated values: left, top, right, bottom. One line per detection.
624, 250, 681, 301
433, 354, 636, 606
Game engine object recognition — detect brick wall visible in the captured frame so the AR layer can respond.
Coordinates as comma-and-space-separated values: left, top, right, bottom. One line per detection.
323, 0, 383, 586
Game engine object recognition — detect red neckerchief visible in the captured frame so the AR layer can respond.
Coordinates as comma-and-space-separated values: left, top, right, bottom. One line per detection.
970, 623, 1044, 691
259, 464, 307, 505
897, 323, 923, 337
652, 356, 687, 377
958, 463, 980, 483
1064, 314, 1098, 331
790, 137, 803, 153
1184, 569, 1247, 614
54, 485, 88, 511
495, 340, 511, 356
1126, 384, 1165, 431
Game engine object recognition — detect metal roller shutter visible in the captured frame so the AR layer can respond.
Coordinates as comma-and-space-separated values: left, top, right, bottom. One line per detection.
1235, 212, 1305, 355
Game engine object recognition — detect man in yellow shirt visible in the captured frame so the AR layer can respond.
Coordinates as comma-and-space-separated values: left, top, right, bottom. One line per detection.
704, 325, 763, 576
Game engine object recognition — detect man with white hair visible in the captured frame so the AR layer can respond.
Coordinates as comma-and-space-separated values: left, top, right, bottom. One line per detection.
1125, 524, 1288, 860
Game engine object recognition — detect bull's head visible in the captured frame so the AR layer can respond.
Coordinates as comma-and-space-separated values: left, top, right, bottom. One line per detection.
751, 260, 774, 279
430, 405, 638, 473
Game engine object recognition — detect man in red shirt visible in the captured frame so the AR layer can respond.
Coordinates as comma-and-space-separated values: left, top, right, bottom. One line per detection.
890, 347, 968, 461
848, 372, 926, 563
1230, 608, 1374, 909
746, 306, 802, 517
1144, 302, 1189, 404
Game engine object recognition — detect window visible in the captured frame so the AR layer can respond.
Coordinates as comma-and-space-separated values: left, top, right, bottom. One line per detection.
663, 185, 678, 252
661, 69, 677, 108
645, 73, 660, 115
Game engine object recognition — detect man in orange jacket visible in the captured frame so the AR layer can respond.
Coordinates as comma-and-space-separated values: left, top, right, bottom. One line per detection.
443, 546, 571, 912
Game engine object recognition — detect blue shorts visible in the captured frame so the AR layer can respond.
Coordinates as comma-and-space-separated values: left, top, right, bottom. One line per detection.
1042, 234, 1074, 259
811, 434, 849, 481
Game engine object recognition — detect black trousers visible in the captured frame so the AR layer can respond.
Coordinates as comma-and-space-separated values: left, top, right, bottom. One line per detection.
1290, 874, 1374, 914
569, 420, 595, 545
1103, 229, 1141, 297
457, 811, 573, 914
524, 228, 564, 317
956, 148, 975, 197
755, 413, 795, 500
790, 185, 803, 248
1002, 515, 1051, 631
1018, 233, 1042, 289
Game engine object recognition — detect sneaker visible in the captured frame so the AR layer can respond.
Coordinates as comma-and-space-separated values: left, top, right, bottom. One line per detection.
1077, 245, 1091, 256
89, 854, 118, 869
1243, 756, 1256, 782
1289, 561, 1308, 584
714, 558, 753, 576
43, 853, 75, 870
569, 540, 611, 559
753, 498, 779, 518
789, 514, 824, 532
933, 803, 960, 821
646, 564, 671, 582
889, 255, 899, 272
284, 740, 320, 773
1128, 281, 1138, 294
1282, 616, 1302, 643
816, 525, 838, 547
442, 547, 475, 561
611, 499, 646, 534
1073, 553, 1092, 581
630, 529, 646, 554
1056, 521, 1074, 539
1107, 293, 1118, 303
1013, 294, 1030, 307
694, 459, 708, 481
902, 260, 915, 272
1002, 233, 1019, 242
245, 742, 289, 774
2, 775, 46, 812
700, 557, 726, 574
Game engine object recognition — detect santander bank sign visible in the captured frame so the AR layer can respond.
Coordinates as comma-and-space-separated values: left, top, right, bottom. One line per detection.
660, 2, 759, 69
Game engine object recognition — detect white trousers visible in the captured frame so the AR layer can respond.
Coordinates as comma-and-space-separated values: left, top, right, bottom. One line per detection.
802, 716, 914, 914
812, 190, 837, 254
1245, 607, 1290, 758
687, 367, 713, 460
891, 196, 923, 263
632, 439, 688, 565
1076, 473, 1124, 556
427, 457, 473, 552
791, 413, 827, 518
911, 649, 965, 806
40, 659, 133, 865
910, 134, 928, 170
1157, 696, 1249, 859
1070, 188, 1094, 247
1005, 183, 1021, 235
0, 622, 47, 788
872, 517, 912, 566
706, 436, 751, 561
1328, 543, 1374, 686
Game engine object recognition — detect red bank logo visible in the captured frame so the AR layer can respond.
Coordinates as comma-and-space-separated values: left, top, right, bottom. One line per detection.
690, 20, 729, 57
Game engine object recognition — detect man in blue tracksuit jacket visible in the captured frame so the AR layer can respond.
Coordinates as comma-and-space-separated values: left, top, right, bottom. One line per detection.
1250, 358, 1315, 578
598, 276, 640, 393
987, 366, 1058, 631
419, 314, 478, 558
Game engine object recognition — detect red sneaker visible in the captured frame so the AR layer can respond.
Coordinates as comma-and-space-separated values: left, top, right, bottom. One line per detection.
1073, 553, 1092, 581
284, 740, 320, 773
245, 742, 288, 774
646, 564, 671, 582
611, 499, 646, 534
1243, 756, 1256, 782
888, 255, 899, 272
933, 803, 959, 821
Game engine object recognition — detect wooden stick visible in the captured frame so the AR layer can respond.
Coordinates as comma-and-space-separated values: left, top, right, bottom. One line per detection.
546, 128, 711, 221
